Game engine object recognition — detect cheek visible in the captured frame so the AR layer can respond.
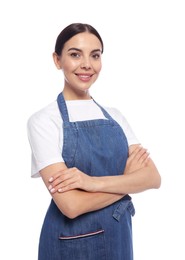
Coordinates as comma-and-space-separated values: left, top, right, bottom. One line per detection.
61, 58, 79, 71
92, 59, 102, 72
96, 62, 102, 73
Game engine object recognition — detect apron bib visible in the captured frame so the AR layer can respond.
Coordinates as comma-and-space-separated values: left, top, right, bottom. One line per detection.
38, 93, 135, 260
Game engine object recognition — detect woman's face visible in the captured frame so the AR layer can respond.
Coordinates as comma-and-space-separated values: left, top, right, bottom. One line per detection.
53, 32, 102, 99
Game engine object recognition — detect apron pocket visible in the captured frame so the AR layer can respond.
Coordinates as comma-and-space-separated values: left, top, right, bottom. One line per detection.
59, 229, 104, 240
58, 229, 106, 259
113, 199, 135, 222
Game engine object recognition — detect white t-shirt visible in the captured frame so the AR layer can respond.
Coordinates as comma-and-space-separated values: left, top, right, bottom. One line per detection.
27, 99, 139, 178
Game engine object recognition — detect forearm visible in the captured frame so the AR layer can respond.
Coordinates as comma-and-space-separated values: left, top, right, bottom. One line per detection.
40, 162, 125, 218
54, 189, 124, 219
93, 163, 161, 194
47, 149, 161, 197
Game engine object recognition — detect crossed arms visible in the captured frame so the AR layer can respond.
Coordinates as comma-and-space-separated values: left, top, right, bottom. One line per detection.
40, 144, 161, 219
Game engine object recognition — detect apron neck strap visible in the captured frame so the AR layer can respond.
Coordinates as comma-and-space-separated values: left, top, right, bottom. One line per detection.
92, 98, 113, 120
57, 92, 69, 122
57, 92, 113, 122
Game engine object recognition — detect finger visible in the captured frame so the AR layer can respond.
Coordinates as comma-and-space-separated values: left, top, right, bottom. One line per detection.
48, 170, 66, 183
48, 172, 73, 191
138, 151, 150, 164
129, 146, 147, 161
49, 178, 75, 193
57, 175, 81, 192
141, 153, 151, 166
58, 182, 78, 193
57, 171, 89, 192
136, 148, 148, 161
129, 146, 141, 156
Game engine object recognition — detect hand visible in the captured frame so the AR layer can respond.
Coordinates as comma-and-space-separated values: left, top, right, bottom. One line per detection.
124, 145, 149, 175
48, 167, 97, 194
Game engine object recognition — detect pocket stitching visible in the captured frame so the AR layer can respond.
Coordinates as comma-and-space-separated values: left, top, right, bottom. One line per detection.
59, 229, 104, 240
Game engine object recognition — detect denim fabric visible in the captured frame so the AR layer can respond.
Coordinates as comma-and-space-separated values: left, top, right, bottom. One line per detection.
38, 93, 135, 260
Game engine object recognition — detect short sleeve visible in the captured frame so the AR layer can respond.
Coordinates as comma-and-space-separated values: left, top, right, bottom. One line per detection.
105, 107, 139, 146
27, 104, 64, 178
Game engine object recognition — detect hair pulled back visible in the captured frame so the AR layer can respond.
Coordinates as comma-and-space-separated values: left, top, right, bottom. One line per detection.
54, 23, 104, 56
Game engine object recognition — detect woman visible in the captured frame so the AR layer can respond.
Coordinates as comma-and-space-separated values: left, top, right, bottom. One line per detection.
27, 23, 161, 260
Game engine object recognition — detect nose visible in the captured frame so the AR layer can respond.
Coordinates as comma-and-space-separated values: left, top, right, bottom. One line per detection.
80, 57, 91, 70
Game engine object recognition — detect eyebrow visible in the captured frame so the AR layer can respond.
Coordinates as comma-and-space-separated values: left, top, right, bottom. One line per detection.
67, 48, 102, 53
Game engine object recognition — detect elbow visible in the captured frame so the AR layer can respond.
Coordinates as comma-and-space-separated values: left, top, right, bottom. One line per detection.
155, 175, 161, 189
64, 211, 79, 220
151, 171, 161, 189
146, 162, 161, 190
60, 204, 81, 219
53, 192, 85, 219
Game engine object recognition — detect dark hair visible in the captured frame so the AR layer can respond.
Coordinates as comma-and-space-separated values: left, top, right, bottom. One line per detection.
54, 23, 104, 56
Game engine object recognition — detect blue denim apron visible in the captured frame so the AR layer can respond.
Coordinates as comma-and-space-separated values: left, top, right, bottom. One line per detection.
38, 93, 135, 260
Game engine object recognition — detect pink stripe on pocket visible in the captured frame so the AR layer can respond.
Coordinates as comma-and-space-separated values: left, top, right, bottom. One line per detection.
59, 229, 105, 240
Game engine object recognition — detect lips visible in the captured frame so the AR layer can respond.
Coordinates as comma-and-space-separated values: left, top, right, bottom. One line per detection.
75, 73, 93, 81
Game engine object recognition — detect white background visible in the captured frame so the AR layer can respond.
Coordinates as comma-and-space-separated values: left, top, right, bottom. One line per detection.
0, 0, 184, 259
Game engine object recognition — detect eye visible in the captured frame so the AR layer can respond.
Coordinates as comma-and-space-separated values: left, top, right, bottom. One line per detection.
70, 52, 81, 58
92, 53, 101, 59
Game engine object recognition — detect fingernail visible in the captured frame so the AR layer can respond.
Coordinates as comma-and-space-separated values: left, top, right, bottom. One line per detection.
58, 188, 62, 192
50, 188, 55, 193
48, 185, 52, 190
49, 177, 53, 182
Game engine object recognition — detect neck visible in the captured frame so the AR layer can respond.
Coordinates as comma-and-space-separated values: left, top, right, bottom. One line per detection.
62, 88, 91, 100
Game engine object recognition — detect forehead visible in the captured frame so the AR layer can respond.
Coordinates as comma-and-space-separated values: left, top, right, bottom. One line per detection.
63, 32, 102, 51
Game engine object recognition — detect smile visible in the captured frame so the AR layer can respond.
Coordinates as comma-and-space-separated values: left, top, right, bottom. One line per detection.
75, 74, 93, 81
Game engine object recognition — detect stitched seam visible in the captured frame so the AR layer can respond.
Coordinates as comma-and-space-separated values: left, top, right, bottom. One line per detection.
59, 229, 104, 240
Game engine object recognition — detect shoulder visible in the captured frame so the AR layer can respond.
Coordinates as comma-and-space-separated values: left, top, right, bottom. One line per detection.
27, 101, 64, 178
27, 101, 61, 130
103, 106, 139, 145
103, 106, 127, 125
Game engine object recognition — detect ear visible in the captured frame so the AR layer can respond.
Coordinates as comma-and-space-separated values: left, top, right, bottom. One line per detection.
53, 52, 62, 70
